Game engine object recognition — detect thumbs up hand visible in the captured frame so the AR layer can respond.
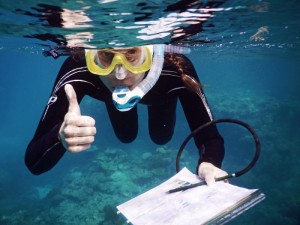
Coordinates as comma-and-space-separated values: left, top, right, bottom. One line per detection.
59, 84, 97, 153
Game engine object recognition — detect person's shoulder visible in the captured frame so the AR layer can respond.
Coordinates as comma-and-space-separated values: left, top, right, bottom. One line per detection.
164, 52, 193, 70
59, 53, 86, 71
57, 52, 88, 77
65, 52, 86, 64
164, 52, 191, 63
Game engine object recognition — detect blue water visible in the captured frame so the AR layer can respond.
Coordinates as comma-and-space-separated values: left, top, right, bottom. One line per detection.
0, 0, 300, 224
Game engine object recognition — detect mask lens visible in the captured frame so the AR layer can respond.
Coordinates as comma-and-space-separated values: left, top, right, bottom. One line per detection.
124, 48, 142, 65
85, 46, 152, 76
97, 51, 115, 68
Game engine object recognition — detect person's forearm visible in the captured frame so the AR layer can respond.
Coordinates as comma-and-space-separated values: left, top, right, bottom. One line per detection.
198, 138, 225, 169
25, 124, 66, 175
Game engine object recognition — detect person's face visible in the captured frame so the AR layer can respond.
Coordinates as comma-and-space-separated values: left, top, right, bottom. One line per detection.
97, 47, 146, 91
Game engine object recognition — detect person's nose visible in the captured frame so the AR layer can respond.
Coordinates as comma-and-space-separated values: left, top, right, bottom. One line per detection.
114, 65, 127, 80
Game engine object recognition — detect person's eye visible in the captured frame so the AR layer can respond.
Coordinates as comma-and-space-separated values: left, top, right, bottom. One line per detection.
127, 49, 136, 55
126, 49, 138, 62
101, 52, 114, 58
126, 57, 135, 62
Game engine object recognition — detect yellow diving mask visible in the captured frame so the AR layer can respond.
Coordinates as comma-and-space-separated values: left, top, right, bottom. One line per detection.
85, 46, 153, 75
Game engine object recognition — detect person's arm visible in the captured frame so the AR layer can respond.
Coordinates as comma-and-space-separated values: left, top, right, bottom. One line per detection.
180, 85, 225, 168
177, 55, 227, 185
24, 56, 94, 175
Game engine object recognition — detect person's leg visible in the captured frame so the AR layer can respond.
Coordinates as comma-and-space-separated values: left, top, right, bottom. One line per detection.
105, 101, 138, 143
148, 99, 177, 145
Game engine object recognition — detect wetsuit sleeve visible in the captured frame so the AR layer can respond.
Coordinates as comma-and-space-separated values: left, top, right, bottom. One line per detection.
177, 55, 225, 169
24, 56, 92, 175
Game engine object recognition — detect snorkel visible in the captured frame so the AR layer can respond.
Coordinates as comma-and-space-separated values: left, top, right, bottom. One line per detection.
112, 44, 191, 111
112, 44, 163, 111
85, 44, 191, 111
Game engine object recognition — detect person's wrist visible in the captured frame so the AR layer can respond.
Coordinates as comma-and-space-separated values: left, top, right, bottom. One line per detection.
58, 122, 65, 142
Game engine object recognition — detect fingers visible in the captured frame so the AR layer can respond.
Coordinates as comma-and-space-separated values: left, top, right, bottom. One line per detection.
63, 125, 97, 138
204, 173, 216, 187
65, 84, 81, 115
65, 136, 95, 145
207, 169, 228, 187
62, 120, 97, 153
65, 136, 94, 153
198, 162, 228, 187
217, 169, 229, 178
67, 144, 92, 153
62, 128, 96, 153
64, 115, 96, 127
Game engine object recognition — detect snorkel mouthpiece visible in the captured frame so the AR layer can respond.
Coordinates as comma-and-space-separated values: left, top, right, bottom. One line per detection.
112, 86, 142, 111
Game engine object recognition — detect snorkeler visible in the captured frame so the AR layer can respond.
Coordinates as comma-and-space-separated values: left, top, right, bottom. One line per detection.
25, 44, 228, 186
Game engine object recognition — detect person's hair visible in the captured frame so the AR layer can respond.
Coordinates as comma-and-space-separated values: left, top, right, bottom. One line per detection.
72, 48, 85, 61
165, 53, 203, 94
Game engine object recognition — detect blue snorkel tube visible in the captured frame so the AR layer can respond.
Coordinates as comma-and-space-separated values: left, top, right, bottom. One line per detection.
112, 44, 191, 111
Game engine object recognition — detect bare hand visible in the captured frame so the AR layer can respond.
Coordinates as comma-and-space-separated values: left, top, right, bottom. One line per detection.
59, 84, 96, 153
198, 162, 228, 187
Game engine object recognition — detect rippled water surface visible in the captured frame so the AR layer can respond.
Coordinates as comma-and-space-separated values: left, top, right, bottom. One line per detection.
1, 0, 299, 55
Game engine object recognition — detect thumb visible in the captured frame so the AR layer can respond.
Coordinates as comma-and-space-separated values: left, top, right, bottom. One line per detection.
198, 162, 216, 187
204, 173, 215, 187
64, 84, 81, 115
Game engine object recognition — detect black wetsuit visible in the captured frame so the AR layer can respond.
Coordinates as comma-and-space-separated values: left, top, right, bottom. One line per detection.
25, 53, 224, 175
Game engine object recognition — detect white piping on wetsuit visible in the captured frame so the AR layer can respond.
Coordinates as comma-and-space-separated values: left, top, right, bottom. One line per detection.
30, 142, 60, 170
37, 67, 97, 168
161, 69, 213, 121
42, 66, 96, 121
